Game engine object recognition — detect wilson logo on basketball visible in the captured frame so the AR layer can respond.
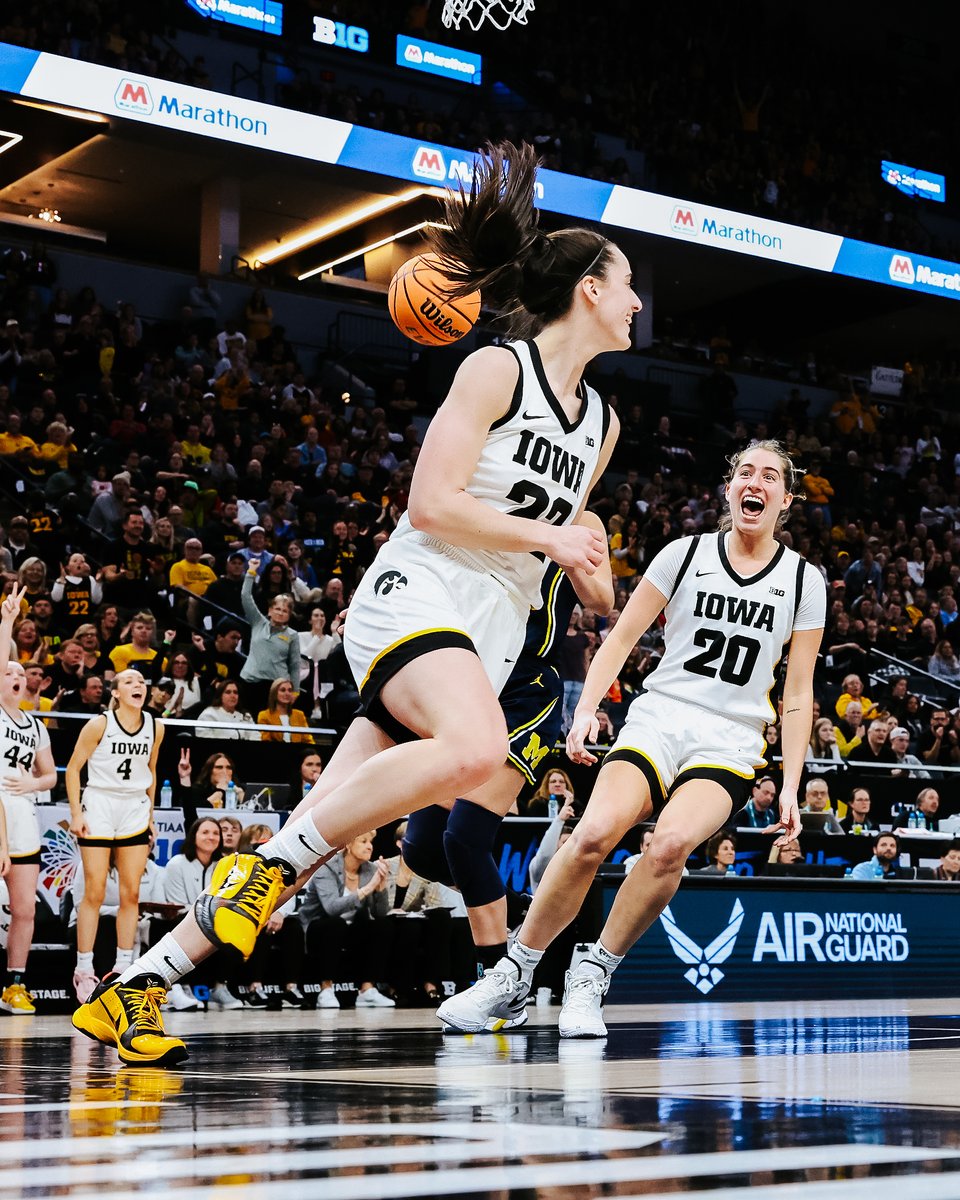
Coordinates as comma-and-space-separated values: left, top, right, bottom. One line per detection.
671, 205, 698, 236
412, 147, 446, 180
418, 299, 466, 338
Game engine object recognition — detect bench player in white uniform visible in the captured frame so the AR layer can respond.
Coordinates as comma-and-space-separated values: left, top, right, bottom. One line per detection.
66, 669, 163, 1003
441, 440, 826, 1035
0, 586, 58, 1015
73, 139, 641, 1066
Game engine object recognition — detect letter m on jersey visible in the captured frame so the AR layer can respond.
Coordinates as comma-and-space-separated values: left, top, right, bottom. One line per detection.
520, 732, 551, 773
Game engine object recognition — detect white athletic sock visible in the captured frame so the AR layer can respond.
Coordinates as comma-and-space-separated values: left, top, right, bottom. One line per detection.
587, 939, 624, 976
504, 939, 544, 983
76, 951, 94, 973
118, 934, 197, 989
113, 948, 135, 973
258, 813, 336, 876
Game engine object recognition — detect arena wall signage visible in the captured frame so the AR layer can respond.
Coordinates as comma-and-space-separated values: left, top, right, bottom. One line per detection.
184, 0, 283, 36
608, 883, 960, 1002
881, 159, 945, 203
2, 41, 959, 300
396, 35, 482, 85
312, 16, 370, 53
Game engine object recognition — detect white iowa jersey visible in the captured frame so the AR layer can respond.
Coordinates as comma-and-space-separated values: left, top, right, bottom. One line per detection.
86, 709, 156, 796
394, 338, 609, 607
0, 708, 49, 802
641, 532, 826, 733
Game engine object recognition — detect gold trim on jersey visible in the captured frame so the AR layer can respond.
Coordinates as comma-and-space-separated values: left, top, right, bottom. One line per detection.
677, 761, 755, 780
608, 745, 667, 797
359, 627, 470, 692
534, 567, 564, 658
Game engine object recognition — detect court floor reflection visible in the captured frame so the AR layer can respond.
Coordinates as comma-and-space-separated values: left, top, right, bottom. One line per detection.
2, 1000, 960, 1198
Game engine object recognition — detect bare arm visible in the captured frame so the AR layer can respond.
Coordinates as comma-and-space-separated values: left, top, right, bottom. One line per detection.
407, 347, 605, 574
65, 715, 106, 814
567, 576, 669, 764
0, 584, 24, 676
565, 511, 615, 615
30, 742, 58, 794
768, 626, 822, 845
147, 720, 165, 811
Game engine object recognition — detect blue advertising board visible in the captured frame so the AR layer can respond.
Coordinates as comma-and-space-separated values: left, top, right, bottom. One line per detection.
396, 35, 482, 85
881, 160, 945, 203
185, 0, 283, 36
607, 879, 960, 1003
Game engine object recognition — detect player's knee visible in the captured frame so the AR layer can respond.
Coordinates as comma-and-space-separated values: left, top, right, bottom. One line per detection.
402, 808, 455, 886
569, 821, 619, 864
454, 731, 508, 792
443, 801, 505, 907
117, 881, 140, 908
8, 894, 35, 921
81, 881, 107, 909
646, 830, 690, 877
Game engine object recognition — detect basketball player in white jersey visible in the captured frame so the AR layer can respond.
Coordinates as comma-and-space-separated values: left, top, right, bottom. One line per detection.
66, 669, 163, 1003
0, 585, 58, 1015
73, 140, 641, 1065
441, 440, 826, 1035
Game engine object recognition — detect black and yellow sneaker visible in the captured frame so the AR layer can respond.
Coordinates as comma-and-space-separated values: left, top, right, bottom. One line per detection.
194, 852, 289, 960
72, 973, 188, 1068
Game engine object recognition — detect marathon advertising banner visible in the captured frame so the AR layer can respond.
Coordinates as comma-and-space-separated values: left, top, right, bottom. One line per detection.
2, 41, 960, 301
608, 884, 960, 1003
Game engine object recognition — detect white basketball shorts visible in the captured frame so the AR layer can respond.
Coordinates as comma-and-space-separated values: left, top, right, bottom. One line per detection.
79, 787, 151, 845
1, 794, 41, 860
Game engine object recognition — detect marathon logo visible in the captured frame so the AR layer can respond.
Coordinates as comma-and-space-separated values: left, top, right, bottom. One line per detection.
114, 77, 268, 137
753, 910, 909, 963
115, 79, 153, 114
412, 146, 446, 181
412, 147, 543, 198
671, 205, 698, 236
889, 254, 915, 284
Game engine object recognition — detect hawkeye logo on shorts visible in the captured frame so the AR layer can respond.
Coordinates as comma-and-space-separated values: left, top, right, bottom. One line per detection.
374, 570, 408, 596
660, 898, 744, 994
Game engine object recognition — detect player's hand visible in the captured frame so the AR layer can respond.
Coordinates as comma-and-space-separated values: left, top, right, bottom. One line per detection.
762, 788, 802, 847
547, 525, 606, 575
2, 771, 34, 796
1, 583, 23, 621
69, 812, 89, 839
566, 710, 600, 765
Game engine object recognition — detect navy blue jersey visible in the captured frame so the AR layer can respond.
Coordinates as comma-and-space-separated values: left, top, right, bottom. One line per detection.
516, 563, 579, 673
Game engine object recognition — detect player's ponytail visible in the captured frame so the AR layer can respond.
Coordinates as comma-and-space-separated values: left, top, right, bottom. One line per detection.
428, 140, 614, 335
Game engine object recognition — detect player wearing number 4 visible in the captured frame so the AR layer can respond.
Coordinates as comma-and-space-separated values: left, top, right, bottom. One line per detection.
439, 441, 826, 1036
0, 585, 58, 1014
67, 669, 164, 1003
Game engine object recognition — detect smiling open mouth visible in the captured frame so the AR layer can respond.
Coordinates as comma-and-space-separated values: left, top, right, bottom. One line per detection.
741, 496, 765, 514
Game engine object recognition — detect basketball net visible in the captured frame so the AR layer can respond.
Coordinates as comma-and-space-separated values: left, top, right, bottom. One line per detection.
441, 0, 535, 31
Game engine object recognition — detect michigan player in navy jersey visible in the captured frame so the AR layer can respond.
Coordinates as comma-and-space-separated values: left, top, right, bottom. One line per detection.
73, 140, 641, 1065
402, 513, 612, 996
66, 669, 164, 1004
0, 585, 58, 1015
441, 441, 826, 1035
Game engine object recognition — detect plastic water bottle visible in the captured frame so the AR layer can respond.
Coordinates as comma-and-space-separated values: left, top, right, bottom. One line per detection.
547, 794, 559, 820
908, 808, 919, 831
873, 860, 884, 879
225, 781, 237, 810
159, 780, 173, 809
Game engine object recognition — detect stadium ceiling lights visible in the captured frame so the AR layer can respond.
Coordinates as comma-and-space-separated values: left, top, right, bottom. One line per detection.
298, 220, 447, 280
252, 186, 446, 267
0, 209, 106, 241
11, 99, 109, 124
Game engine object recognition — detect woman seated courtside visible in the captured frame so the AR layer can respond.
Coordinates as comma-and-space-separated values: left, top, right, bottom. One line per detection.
257, 678, 315, 744
297, 832, 395, 1010
159, 817, 242, 1012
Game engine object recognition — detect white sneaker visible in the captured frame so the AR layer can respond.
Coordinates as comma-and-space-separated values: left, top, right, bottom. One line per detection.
355, 987, 396, 1008
208, 983, 243, 1010
316, 987, 340, 1009
558, 966, 609, 1038
166, 983, 201, 1012
282, 985, 305, 1007
436, 963, 530, 1034
73, 968, 99, 1005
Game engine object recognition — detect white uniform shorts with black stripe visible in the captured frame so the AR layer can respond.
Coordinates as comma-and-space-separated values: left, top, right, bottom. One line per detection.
602, 692, 768, 812
1, 794, 40, 861
78, 787, 152, 846
344, 536, 527, 722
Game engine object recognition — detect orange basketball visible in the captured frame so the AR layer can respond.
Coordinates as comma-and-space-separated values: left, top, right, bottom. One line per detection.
388, 254, 481, 347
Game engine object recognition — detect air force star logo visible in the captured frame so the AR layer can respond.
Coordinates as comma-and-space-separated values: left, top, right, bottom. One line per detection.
659, 898, 744, 994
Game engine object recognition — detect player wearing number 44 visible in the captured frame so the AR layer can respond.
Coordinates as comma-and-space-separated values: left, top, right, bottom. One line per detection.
438, 440, 826, 1037
0, 584, 58, 1015
66, 668, 164, 1004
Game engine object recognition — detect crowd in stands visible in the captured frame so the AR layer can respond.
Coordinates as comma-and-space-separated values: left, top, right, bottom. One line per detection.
0, 230, 959, 1008
4, 3, 959, 261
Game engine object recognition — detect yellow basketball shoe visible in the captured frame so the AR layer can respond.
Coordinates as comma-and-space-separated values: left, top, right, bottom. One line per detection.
193, 852, 289, 960
72, 974, 188, 1068
0, 982, 36, 1014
